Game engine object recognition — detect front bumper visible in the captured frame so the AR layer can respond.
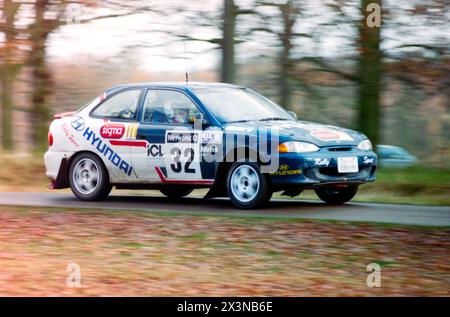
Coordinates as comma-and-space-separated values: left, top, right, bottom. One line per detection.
269, 148, 377, 188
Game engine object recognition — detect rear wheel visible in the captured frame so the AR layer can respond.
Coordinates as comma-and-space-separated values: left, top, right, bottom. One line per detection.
69, 153, 112, 201
315, 185, 358, 204
226, 162, 272, 209
160, 188, 193, 199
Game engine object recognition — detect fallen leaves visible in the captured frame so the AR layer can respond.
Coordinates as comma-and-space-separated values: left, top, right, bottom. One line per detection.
0, 206, 448, 296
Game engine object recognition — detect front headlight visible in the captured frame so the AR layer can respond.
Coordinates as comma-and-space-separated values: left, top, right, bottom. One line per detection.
357, 139, 372, 151
279, 141, 319, 153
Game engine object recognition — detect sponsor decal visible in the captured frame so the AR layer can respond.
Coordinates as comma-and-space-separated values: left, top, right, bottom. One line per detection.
100, 123, 125, 139
147, 144, 163, 157
62, 123, 80, 148
364, 156, 374, 165
71, 116, 85, 131
315, 158, 330, 167
125, 123, 139, 139
166, 132, 198, 143
312, 130, 339, 140
270, 164, 302, 176
311, 129, 354, 141
201, 144, 218, 154
200, 131, 222, 144
108, 123, 143, 147
77, 126, 133, 176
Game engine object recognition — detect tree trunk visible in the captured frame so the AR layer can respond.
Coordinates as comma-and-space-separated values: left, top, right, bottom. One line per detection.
357, 0, 382, 148
0, 69, 14, 150
29, 0, 52, 152
0, 0, 21, 151
221, 0, 236, 83
30, 45, 51, 152
279, 36, 292, 109
278, 0, 296, 109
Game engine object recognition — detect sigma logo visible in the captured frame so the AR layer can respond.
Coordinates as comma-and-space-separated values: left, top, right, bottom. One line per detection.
100, 124, 125, 139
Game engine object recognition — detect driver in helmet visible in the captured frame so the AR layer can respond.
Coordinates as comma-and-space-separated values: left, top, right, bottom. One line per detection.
164, 101, 189, 124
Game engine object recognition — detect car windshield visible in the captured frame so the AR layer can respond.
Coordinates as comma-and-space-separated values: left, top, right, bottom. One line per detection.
193, 87, 294, 123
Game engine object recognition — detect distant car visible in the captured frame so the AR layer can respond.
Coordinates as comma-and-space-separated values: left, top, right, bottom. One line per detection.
377, 145, 417, 167
44, 82, 377, 209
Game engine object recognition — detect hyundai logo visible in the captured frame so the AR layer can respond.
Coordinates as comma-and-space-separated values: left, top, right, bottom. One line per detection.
71, 116, 85, 131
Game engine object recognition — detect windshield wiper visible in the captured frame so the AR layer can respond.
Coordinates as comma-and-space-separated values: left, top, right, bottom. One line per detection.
227, 119, 254, 123
258, 117, 290, 121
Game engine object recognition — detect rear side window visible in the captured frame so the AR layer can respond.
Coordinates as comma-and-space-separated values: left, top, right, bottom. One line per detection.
91, 89, 142, 120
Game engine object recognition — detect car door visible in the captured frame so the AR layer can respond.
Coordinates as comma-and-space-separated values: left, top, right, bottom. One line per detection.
130, 88, 216, 184
88, 88, 144, 180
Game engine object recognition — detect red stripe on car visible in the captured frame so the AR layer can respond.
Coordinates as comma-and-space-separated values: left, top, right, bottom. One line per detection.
155, 167, 214, 185
109, 140, 147, 148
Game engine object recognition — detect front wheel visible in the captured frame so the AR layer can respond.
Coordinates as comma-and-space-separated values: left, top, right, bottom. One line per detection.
315, 185, 358, 204
69, 153, 112, 201
226, 162, 272, 209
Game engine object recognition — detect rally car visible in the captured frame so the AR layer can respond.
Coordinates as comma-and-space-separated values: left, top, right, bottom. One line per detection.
44, 82, 377, 209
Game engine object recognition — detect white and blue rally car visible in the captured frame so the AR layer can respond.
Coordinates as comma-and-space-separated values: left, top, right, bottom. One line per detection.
45, 82, 377, 209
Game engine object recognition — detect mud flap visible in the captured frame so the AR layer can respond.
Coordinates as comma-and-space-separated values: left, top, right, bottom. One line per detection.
203, 185, 227, 199
52, 158, 70, 189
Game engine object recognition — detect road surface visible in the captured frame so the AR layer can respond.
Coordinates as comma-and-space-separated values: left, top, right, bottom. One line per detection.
0, 192, 449, 227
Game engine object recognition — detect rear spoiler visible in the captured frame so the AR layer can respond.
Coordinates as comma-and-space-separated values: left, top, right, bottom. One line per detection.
54, 111, 76, 119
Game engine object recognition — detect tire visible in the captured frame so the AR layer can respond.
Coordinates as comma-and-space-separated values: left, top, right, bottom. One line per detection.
226, 162, 272, 209
314, 185, 358, 204
69, 152, 112, 201
160, 188, 193, 199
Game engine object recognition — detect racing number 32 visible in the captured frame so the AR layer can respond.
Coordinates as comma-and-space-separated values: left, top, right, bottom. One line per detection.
170, 147, 196, 174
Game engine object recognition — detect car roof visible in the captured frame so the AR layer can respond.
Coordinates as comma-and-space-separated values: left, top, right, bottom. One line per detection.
105, 82, 242, 95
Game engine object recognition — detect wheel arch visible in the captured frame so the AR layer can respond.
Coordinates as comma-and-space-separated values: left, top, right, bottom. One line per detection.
206, 146, 267, 198
55, 150, 110, 189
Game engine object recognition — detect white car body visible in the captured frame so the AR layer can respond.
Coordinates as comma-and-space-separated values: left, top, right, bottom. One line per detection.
45, 98, 213, 187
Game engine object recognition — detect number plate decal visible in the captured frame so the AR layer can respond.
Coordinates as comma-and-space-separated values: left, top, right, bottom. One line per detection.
337, 157, 359, 173
164, 131, 202, 180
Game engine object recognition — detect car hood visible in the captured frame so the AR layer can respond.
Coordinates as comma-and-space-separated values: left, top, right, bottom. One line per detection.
223, 120, 367, 147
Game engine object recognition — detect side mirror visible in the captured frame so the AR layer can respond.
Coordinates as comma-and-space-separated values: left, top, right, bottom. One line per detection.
288, 111, 298, 120
188, 113, 210, 128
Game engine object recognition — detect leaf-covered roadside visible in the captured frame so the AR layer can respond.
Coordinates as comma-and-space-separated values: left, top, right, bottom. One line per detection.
0, 206, 449, 296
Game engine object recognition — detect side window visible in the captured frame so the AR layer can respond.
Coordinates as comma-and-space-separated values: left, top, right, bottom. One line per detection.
92, 89, 141, 120
142, 89, 202, 124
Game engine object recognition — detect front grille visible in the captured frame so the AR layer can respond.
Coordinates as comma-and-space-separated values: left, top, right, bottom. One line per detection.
318, 166, 369, 178
327, 147, 353, 152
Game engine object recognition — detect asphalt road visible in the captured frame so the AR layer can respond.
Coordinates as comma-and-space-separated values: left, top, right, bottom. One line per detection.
0, 192, 449, 227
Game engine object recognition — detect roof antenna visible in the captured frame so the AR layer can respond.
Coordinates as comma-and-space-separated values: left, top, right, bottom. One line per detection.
183, 39, 189, 84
